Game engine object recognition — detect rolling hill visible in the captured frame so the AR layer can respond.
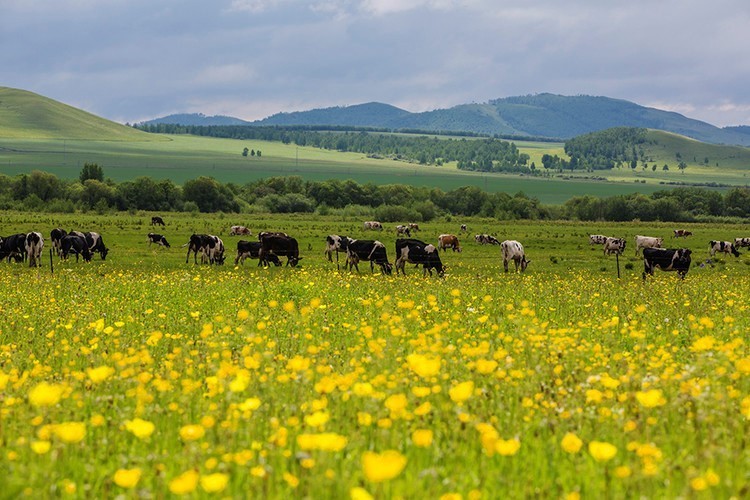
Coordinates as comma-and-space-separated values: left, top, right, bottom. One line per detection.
0, 87, 157, 141
145, 93, 750, 147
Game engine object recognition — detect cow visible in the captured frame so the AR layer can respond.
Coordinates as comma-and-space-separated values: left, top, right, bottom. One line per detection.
395, 238, 445, 277
151, 216, 165, 226
230, 225, 252, 236
346, 239, 393, 275
363, 221, 383, 231
437, 234, 461, 252
460, 224, 467, 232
408, 223, 420, 232
0, 234, 26, 263
500, 240, 531, 273
84, 232, 109, 260
25, 232, 44, 267
259, 234, 301, 267
643, 248, 692, 280
603, 237, 626, 256
673, 229, 692, 238
734, 237, 750, 248
589, 234, 608, 245
396, 225, 411, 237
50, 228, 67, 256
709, 240, 740, 257
202, 235, 225, 265
634, 235, 663, 256
475, 234, 500, 245
147, 233, 170, 248
60, 234, 92, 262
184, 234, 209, 264
257, 231, 289, 241
235, 240, 281, 266
325, 235, 351, 269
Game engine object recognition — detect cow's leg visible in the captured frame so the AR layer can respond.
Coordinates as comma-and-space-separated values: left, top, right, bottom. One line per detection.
503, 259, 509, 273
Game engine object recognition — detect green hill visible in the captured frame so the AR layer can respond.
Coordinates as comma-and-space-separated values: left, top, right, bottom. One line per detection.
0, 87, 158, 141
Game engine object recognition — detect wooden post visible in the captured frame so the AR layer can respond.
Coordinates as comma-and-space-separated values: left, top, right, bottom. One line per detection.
49, 248, 54, 274
616, 252, 620, 279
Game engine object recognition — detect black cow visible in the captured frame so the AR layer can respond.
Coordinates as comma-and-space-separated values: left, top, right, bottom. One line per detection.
395, 238, 445, 277
259, 234, 301, 267
85, 232, 109, 260
346, 239, 392, 275
257, 231, 289, 241
0, 234, 26, 263
235, 240, 281, 266
325, 235, 351, 269
185, 234, 209, 264
151, 216, 165, 226
60, 234, 93, 262
643, 248, 692, 280
51, 228, 67, 256
148, 233, 170, 248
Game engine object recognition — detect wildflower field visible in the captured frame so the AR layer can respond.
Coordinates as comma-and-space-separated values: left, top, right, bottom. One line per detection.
1, 212, 750, 498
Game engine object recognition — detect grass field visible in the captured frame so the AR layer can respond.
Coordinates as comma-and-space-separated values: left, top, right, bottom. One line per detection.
1, 212, 750, 497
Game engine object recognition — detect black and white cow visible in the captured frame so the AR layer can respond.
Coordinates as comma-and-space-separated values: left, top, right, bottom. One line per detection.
634, 235, 663, 256
363, 221, 383, 231
25, 231, 44, 267
0, 233, 27, 263
346, 239, 393, 275
395, 238, 445, 277
325, 235, 351, 269
235, 240, 281, 266
257, 231, 289, 241
151, 216, 165, 226
230, 225, 252, 236
395, 225, 411, 237
500, 240, 531, 273
50, 228, 67, 256
735, 237, 750, 248
408, 223, 420, 232
603, 237, 626, 256
643, 248, 692, 280
84, 232, 109, 260
60, 234, 92, 262
589, 234, 608, 245
203, 235, 225, 265
460, 224, 468, 232
148, 233, 170, 248
259, 234, 301, 267
673, 229, 692, 238
185, 234, 210, 264
475, 234, 500, 245
709, 240, 740, 257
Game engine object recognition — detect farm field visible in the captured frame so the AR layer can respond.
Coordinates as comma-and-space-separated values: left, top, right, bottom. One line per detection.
1, 212, 750, 497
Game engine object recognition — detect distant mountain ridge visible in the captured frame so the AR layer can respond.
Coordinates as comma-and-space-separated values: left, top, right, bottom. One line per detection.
145, 113, 250, 126
143, 94, 750, 146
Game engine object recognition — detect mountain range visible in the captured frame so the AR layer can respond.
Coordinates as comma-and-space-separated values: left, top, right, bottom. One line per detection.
144, 94, 750, 146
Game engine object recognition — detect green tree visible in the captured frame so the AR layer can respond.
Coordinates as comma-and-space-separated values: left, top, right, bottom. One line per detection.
80, 162, 104, 183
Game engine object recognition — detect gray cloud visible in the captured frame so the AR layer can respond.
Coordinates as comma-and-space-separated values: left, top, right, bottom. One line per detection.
2, 0, 750, 126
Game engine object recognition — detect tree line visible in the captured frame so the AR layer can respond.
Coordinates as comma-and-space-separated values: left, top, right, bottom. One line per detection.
0, 165, 749, 222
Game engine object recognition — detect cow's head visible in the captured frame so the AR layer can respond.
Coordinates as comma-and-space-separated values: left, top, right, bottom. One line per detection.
381, 262, 393, 275
289, 256, 303, 267
520, 257, 531, 272
101, 247, 109, 260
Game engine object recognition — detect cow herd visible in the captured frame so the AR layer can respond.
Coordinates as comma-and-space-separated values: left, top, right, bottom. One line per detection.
0, 229, 110, 266
589, 230, 750, 279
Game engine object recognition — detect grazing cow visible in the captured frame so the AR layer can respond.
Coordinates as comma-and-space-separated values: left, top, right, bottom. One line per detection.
673, 229, 692, 238
460, 224, 467, 232
259, 234, 301, 267
634, 235, 663, 256
325, 235, 351, 269
60, 234, 92, 262
363, 221, 383, 231
396, 225, 411, 237
184, 234, 209, 264
50, 228, 67, 256
437, 234, 461, 252
84, 232, 109, 260
603, 237, 626, 256
151, 216, 165, 226
230, 225, 252, 236
257, 231, 289, 241
346, 239, 393, 275
589, 234, 608, 245
643, 248, 692, 280
25, 232, 44, 267
408, 223, 420, 232
395, 238, 445, 277
500, 240, 531, 273
734, 237, 750, 248
148, 233, 170, 248
202, 235, 225, 265
0, 233, 27, 263
709, 240, 740, 257
235, 240, 281, 266
475, 234, 500, 245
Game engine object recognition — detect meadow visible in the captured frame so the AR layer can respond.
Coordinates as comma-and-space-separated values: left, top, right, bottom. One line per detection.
1, 211, 750, 497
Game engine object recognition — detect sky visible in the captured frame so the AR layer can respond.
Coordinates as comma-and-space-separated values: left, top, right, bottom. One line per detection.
2, 0, 750, 127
